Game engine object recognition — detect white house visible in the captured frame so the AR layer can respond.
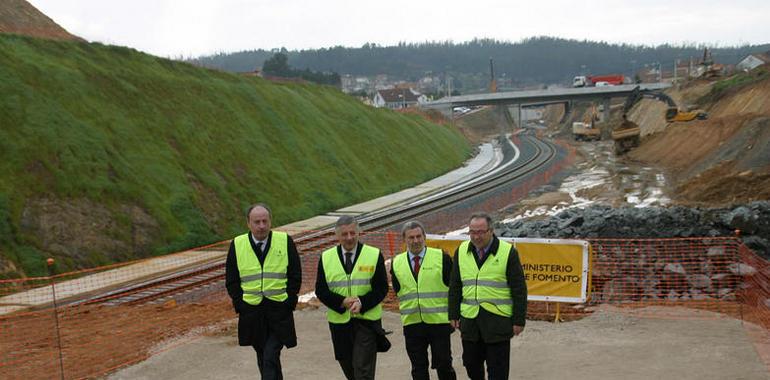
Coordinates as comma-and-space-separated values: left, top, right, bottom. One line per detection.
373, 88, 427, 109
736, 52, 770, 72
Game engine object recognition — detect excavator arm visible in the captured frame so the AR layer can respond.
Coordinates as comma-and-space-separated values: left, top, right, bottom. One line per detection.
621, 87, 705, 122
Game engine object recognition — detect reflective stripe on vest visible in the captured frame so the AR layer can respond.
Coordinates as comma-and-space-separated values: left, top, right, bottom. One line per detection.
235, 231, 289, 305
458, 240, 513, 318
322, 244, 382, 323
393, 247, 449, 326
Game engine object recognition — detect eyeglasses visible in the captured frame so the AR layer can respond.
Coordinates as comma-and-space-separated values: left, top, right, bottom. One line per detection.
468, 229, 489, 235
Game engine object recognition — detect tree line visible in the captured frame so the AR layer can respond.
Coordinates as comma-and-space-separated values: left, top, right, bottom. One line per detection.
190, 36, 770, 89
261, 51, 341, 86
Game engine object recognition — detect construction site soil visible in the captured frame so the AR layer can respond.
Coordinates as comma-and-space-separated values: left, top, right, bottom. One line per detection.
0, 0, 81, 41
627, 74, 770, 206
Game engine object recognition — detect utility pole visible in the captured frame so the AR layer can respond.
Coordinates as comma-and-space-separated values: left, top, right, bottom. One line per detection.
489, 57, 497, 93
673, 59, 677, 83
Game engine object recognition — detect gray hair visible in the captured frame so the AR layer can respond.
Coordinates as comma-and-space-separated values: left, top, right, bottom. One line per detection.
401, 220, 426, 238
469, 212, 493, 227
335, 215, 359, 231
246, 203, 272, 219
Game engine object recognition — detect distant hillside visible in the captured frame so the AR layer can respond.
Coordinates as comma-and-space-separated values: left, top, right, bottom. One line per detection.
0, 0, 80, 41
0, 34, 470, 278
191, 37, 770, 90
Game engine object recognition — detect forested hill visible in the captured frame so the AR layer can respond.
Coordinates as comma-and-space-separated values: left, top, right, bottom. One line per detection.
0, 34, 470, 278
191, 37, 770, 86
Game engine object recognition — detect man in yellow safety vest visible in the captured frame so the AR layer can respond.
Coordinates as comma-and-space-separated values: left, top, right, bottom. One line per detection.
315, 215, 389, 380
391, 220, 457, 380
448, 212, 527, 380
225, 203, 302, 380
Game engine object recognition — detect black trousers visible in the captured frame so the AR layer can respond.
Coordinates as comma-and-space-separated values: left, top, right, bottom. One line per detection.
254, 330, 284, 380
404, 324, 457, 380
337, 321, 378, 380
461, 339, 510, 380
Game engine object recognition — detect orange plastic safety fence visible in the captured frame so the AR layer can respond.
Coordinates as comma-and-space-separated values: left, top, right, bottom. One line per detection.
0, 233, 767, 379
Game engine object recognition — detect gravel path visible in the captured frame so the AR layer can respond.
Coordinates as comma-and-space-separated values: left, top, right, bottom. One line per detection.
109, 306, 769, 379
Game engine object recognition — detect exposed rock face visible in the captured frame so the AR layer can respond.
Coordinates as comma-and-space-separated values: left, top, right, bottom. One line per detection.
19, 198, 160, 267
499, 201, 770, 258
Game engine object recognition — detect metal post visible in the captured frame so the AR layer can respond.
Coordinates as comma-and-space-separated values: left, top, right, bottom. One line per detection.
673, 60, 677, 83
47, 258, 65, 380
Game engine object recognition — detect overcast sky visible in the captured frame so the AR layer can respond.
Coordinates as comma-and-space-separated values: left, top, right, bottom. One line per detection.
28, 0, 770, 58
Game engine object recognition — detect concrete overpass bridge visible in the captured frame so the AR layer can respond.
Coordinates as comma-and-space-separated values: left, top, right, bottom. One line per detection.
423, 83, 672, 124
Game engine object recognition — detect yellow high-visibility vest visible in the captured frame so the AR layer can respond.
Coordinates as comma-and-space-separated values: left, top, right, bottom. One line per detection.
322, 245, 382, 323
235, 232, 289, 305
458, 240, 513, 318
393, 247, 449, 326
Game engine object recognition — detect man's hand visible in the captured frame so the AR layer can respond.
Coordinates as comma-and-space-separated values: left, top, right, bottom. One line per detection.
513, 325, 524, 336
350, 298, 362, 314
341, 297, 357, 309
450, 320, 460, 329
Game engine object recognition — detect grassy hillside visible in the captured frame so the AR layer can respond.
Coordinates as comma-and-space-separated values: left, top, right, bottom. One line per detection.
0, 34, 470, 277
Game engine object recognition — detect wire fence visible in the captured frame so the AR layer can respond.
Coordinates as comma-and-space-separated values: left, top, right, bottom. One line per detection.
1, 233, 767, 379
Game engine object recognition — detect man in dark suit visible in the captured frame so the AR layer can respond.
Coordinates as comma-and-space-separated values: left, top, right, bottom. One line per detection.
448, 212, 527, 380
391, 220, 457, 380
225, 203, 302, 380
315, 215, 388, 380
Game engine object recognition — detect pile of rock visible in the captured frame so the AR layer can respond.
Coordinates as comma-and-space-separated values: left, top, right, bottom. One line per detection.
498, 202, 769, 303
499, 201, 770, 258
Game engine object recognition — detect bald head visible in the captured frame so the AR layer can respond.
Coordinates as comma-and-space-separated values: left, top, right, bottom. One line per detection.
247, 204, 272, 240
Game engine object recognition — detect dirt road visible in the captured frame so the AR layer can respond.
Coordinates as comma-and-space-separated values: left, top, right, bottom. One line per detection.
109, 306, 769, 380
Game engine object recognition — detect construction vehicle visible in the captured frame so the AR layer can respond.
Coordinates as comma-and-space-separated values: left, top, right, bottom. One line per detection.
572, 106, 601, 141
573, 74, 626, 87
611, 86, 708, 154
611, 116, 641, 154
699, 48, 723, 79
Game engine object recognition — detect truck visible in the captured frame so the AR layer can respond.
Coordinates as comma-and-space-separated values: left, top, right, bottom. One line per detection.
573, 74, 626, 87
611, 118, 641, 154
589, 74, 625, 86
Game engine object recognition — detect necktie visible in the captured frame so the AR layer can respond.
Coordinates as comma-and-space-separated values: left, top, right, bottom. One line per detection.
412, 256, 421, 276
344, 251, 353, 273
478, 247, 485, 262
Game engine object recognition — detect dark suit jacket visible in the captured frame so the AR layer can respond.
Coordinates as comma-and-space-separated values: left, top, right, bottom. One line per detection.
448, 235, 527, 343
225, 231, 302, 347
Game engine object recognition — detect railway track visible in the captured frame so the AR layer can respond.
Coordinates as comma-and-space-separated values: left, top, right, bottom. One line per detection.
81, 133, 559, 306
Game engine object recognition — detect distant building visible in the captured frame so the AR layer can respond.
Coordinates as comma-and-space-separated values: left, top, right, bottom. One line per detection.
736, 52, 770, 72
373, 88, 427, 109
341, 75, 372, 94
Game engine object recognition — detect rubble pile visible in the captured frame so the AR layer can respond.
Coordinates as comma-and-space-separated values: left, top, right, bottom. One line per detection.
499, 201, 770, 258
499, 202, 770, 302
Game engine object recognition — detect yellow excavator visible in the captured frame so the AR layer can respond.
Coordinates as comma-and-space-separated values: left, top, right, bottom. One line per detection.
572, 105, 601, 141
612, 87, 708, 154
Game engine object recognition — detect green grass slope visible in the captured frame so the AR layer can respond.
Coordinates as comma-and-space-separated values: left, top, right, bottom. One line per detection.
0, 34, 470, 277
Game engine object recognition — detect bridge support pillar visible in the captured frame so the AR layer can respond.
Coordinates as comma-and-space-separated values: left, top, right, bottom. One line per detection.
436, 105, 453, 119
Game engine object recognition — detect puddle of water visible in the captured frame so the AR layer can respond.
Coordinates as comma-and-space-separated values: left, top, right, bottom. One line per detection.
503, 141, 672, 223
500, 167, 607, 225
